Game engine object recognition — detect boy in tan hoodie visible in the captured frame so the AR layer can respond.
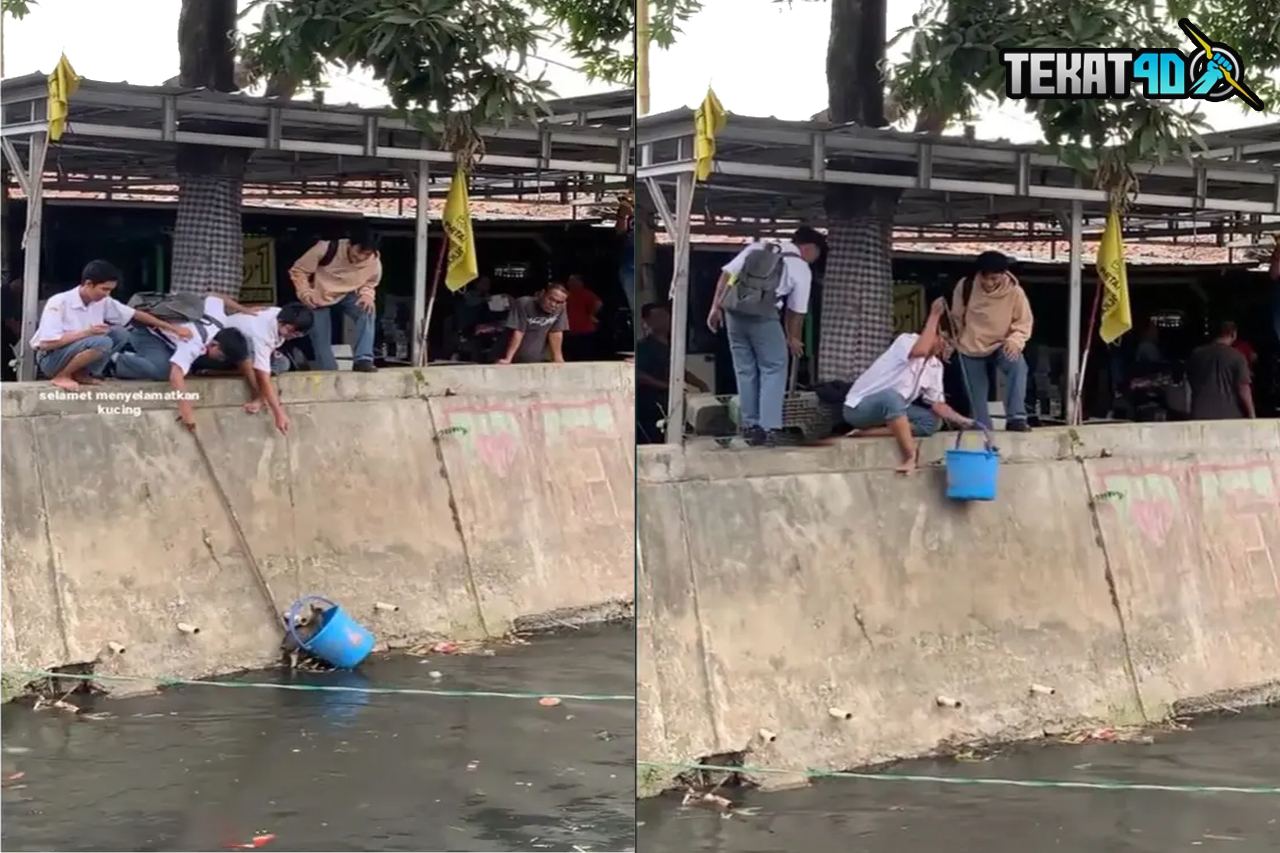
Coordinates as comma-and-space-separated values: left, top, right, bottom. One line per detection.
288, 229, 382, 372
948, 251, 1034, 431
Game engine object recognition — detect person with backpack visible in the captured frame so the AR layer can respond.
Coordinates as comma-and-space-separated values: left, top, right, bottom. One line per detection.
948, 251, 1035, 432
707, 226, 824, 447
288, 229, 382, 372
112, 293, 252, 430
29, 260, 193, 391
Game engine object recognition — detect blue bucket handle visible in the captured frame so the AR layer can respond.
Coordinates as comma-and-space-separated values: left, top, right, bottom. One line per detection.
953, 426, 998, 454
285, 595, 338, 650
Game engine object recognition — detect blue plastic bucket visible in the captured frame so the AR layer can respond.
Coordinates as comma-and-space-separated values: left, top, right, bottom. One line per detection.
286, 595, 376, 670
945, 429, 1000, 501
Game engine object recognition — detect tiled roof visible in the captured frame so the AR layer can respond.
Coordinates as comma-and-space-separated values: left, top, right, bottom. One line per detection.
655, 231, 1271, 266
33, 188, 582, 222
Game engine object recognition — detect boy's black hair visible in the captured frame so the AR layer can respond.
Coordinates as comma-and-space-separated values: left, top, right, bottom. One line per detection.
212, 328, 251, 364
791, 225, 826, 253
975, 251, 1011, 274
348, 227, 382, 253
278, 302, 315, 334
81, 259, 122, 285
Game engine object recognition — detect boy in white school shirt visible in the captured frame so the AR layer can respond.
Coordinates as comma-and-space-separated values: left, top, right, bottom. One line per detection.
222, 302, 315, 435
840, 297, 974, 474
30, 260, 192, 390
113, 294, 253, 431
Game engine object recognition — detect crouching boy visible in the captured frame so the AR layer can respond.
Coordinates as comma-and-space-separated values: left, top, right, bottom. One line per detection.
841, 297, 973, 474
30, 260, 191, 389
113, 294, 251, 430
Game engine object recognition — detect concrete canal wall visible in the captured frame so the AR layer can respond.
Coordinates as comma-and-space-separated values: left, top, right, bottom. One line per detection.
2, 364, 634, 688
638, 421, 1280, 794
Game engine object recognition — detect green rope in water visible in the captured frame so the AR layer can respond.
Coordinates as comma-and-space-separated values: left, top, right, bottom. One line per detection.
640, 761, 1280, 796
16, 669, 633, 703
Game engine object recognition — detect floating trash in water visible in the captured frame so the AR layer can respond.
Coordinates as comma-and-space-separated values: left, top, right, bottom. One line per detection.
226, 833, 275, 849
428, 671, 443, 679
539, 697, 562, 707
466, 760, 479, 771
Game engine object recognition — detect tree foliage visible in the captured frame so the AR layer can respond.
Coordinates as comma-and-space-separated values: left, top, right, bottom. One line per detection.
239, 0, 635, 129
651, 0, 1280, 188
0, 0, 35, 19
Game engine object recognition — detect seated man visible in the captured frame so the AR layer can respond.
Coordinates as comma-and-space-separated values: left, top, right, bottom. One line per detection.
113, 294, 252, 430
30, 260, 191, 390
224, 303, 314, 434
841, 297, 974, 474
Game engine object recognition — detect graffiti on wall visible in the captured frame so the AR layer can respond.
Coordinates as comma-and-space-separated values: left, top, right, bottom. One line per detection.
1096, 459, 1280, 594
436, 398, 626, 524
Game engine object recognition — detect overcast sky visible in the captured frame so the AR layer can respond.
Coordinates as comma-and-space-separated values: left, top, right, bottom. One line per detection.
648, 0, 1275, 142
1, 0, 614, 106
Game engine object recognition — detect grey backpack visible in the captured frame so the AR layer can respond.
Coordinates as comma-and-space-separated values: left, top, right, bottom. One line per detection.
722, 243, 790, 319
128, 292, 224, 342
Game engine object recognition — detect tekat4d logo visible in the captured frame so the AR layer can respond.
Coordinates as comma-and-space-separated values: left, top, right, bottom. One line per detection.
999, 18, 1266, 111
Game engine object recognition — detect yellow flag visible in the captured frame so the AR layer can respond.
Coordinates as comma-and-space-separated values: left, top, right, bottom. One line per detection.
1096, 207, 1132, 344
694, 87, 727, 182
47, 54, 81, 142
443, 166, 478, 292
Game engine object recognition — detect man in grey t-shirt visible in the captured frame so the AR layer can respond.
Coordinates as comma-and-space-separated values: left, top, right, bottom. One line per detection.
499, 285, 570, 364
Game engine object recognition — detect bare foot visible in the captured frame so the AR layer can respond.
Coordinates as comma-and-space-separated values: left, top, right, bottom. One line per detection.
49, 376, 81, 391
74, 373, 103, 386
894, 446, 922, 475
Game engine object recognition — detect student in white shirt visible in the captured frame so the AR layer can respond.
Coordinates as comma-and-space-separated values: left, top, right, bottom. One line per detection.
222, 303, 314, 434
113, 295, 252, 430
707, 226, 824, 447
842, 297, 974, 474
29, 260, 191, 390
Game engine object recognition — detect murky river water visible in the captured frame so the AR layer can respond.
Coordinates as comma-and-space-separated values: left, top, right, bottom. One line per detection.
639, 706, 1280, 852
2, 626, 635, 852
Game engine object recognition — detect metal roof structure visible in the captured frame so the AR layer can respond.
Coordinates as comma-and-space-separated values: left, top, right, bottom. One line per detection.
0, 76, 636, 378
638, 108, 1280, 239
637, 109, 1280, 440
0, 75, 634, 199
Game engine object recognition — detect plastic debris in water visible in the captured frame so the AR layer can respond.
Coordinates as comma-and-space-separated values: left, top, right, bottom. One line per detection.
432, 642, 459, 654
226, 833, 275, 849
538, 697, 562, 707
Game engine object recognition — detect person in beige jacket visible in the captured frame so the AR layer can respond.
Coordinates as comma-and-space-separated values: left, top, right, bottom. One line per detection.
948, 251, 1034, 431
288, 229, 382, 372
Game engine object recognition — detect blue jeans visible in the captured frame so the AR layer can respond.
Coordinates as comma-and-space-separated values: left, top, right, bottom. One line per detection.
36, 327, 128, 378
843, 389, 939, 437
310, 292, 375, 370
960, 349, 1029, 428
115, 326, 176, 381
725, 312, 788, 431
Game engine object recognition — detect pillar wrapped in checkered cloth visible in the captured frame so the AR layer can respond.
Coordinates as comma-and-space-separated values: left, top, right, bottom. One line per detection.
171, 174, 244, 297
817, 215, 894, 383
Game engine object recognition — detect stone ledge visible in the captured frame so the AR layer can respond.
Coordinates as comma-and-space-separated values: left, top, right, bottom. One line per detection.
1, 361, 634, 418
